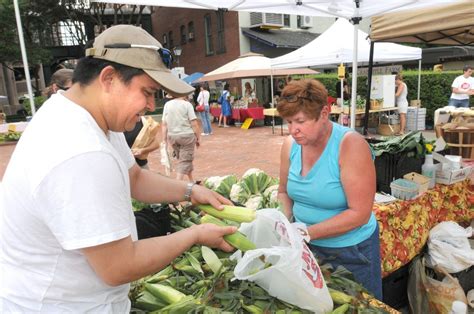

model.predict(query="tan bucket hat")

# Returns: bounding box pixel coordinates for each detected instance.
[85,25,194,96]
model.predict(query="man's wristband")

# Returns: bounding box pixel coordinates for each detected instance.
[184,182,195,201]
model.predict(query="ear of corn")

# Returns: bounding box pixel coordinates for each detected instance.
[197,204,256,223]
[134,290,168,311]
[200,214,256,252]
[184,252,204,275]
[330,303,350,314]
[329,288,354,304]
[240,300,264,314]
[145,283,187,305]
[149,295,198,314]
[201,246,223,274]
[146,265,173,283]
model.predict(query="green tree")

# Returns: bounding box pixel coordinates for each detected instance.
[0,0,51,65]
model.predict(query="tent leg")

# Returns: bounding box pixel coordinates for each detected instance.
[364,41,375,135]
[14,0,35,115]
[350,21,359,129]
[417,59,421,101]
[270,73,275,108]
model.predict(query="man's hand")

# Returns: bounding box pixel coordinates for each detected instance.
[190,184,233,209]
[191,224,237,252]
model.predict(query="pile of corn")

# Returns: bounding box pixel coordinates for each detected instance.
[130,204,399,314]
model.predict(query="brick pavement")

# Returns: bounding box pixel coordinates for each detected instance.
[0,123,286,182]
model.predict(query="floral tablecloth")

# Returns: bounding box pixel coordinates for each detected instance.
[374,180,473,277]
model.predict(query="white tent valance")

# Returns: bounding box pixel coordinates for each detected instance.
[271,18,421,69]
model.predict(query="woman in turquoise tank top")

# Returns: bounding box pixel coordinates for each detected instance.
[276,79,382,300]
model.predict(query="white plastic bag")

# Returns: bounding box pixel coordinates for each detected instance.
[234,208,333,313]
[426,221,474,273]
[160,142,172,176]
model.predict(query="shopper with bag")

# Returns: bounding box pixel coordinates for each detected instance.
[162,95,201,182]
[0,25,236,312]
[196,84,212,135]
[124,116,161,169]
[218,83,232,128]
[277,79,382,300]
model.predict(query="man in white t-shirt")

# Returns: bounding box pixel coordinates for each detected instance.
[0,25,236,312]
[449,65,474,108]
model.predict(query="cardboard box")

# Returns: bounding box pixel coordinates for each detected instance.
[433,152,473,185]
[436,166,473,185]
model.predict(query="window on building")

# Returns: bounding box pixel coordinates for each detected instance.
[216,11,226,54]
[283,14,290,27]
[297,15,302,28]
[162,34,168,48]
[180,25,186,44]
[188,21,195,41]
[204,14,214,55]
[168,31,174,49]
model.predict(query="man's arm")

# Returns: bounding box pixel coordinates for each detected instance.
[82,224,236,286]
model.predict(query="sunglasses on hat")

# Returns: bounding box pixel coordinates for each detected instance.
[103,43,174,69]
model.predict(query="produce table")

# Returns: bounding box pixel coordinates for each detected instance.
[209,107,264,125]
[374,179,473,277]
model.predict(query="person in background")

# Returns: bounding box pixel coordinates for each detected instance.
[162,95,201,182]
[395,74,408,135]
[218,83,231,128]
[244,82,256,101]
[43,68,74,98]
[0,25,235,312]
[124,115,161,169]
[277,79,382,300]
[449,65,474,108]
[335,76,350,106]
[197,84,212,135]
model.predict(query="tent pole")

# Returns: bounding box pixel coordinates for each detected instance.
[417,59,421,101]
[270,72,275,108]
[350,20,359,130]
[14,0,35,115]
[363,41,375,136]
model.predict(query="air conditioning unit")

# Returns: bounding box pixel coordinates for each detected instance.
[188,32,194,40]
[250,12,284,29]
[300,15,312,29]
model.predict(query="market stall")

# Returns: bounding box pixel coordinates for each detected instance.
[199,53,317,115]
[374,180,473,277]
[271,18,422,130]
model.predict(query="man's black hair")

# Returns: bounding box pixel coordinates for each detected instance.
[72,57,145,86]
[463,65,472,72]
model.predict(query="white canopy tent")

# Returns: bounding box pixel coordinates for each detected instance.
[271,18,423,127]
[199,53,318,106]
[271,18,422,69]
[90,0,459,127]
[199,53,317,82]
[17,0,460,118]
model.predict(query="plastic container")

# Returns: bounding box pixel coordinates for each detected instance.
[374,151,423,194]
[448,300,467,314]
[403,172,430,194]
[422,154,437,189]
[390,178,419,200]
[382,261,411,309]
